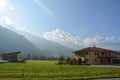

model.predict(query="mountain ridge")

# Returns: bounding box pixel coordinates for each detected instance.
[0,25,73,57]
[18,31,74,57]
[0,26,42,56]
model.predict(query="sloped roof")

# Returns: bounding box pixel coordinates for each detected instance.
[1,52,21,55]
[73,46,117,53]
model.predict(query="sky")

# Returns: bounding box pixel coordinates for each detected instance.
[0,0,120,49]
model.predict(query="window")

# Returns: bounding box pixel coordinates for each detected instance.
[101,60,104,63]
[86,52,88,55]
[95,52,96,55]
[108,53,111,56]
[95,59,96,62]
[101,52,104,55]
[97,52,99,56]
[86,59,88,61]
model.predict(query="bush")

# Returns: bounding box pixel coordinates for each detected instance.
[58,56,77,65]
[58,56,64,65]
[68,58,77,65]
[66,58,70,64]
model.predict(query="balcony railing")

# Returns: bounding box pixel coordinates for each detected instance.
[97,55,116,58]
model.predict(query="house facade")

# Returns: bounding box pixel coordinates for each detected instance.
[0,52,23,62]
[73,46,120,65]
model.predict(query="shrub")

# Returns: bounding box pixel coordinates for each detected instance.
[58,56,64,65]
[68,58,77,65]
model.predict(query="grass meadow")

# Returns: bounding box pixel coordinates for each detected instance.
[0,60,120,80]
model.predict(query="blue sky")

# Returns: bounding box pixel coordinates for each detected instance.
[0,0,120,49]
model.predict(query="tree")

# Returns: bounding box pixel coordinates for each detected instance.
[66,58,70,64]
[72,58,77,65]
[58,56,64,64]
[68,58,77,65]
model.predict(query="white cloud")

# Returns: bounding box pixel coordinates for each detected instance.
[33,0,55,17]
[83,38,94,46]
[16,27,26,31]
[0,16,30,33]
[0,16,13,25]
[16,27,31,33]
[43,28,81,48]
[83,35,115,46]
[0,0,15,12]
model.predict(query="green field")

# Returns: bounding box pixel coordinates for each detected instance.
[0,60,120,80]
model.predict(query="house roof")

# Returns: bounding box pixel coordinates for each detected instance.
[1,52,21,55]
[73,46,117,53]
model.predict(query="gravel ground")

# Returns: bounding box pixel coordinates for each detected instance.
[93,78,120,80]
[91,65,120,67]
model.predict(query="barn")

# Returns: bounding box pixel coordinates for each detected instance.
[0,52,23,62]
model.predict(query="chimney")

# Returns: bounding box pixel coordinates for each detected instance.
[93,45,96,48]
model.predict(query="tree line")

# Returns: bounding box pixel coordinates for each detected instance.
[27,53,58,60]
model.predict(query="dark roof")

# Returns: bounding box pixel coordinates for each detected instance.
[73,47,116,53]
[1,52,21,55]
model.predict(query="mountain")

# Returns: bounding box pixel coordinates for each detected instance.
[18,31,74,57]
[0,26,42,56]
